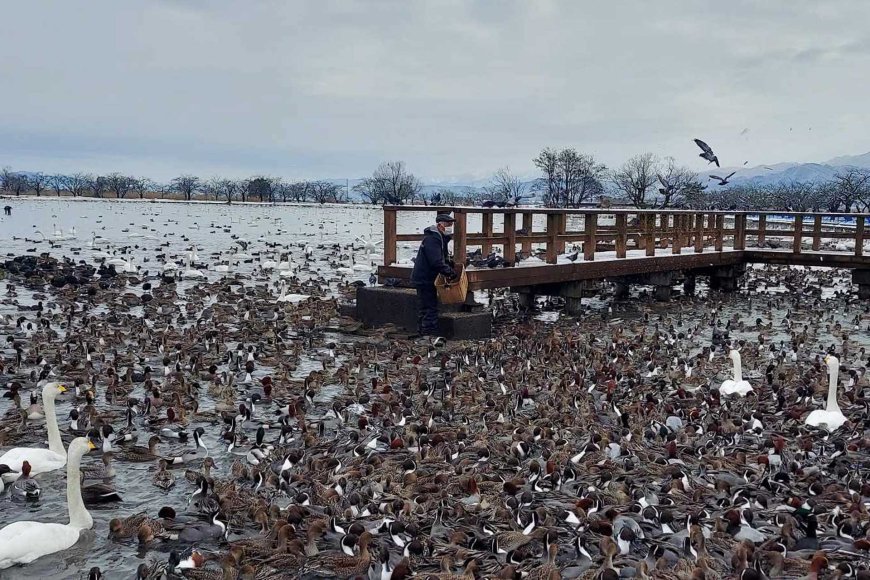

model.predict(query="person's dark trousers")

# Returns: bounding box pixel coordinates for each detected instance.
[415,283,439,335]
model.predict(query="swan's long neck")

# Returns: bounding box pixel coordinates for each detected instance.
[44,393,65,456]
[67,445,92,530]
[827,359,841,414]
[732,352,743,383]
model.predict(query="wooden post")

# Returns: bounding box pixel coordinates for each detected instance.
[521,212,533,255]
[856,215,865,257]
[453,210,467,264]
[714,214,724,251]
[384,208,397,266]
[615,214,627,258]
[556,213,567,254]
[694,212,704,253]
[504,212,516,266]
[584,213,597,261]
[811,215,822,251]
[734,214,746,250]
[645,214,656,256]
[546,213,559,264]
[672,214,682,254]
[481,212,493,256]
[757,214,767,247]
[659,214,669,249]
[793,214,803,254]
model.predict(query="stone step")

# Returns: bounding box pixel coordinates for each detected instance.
[355,286,491,339]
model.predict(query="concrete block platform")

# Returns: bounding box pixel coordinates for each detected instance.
[355,286,491,339]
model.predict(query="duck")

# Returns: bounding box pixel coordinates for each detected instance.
[719,349,753,396]
[0,383,68,478]
[81,481,122,504]
[302,530,374,577]
[9,461,40,500]
[153,459,176,490]
[117,435,162,462]
[0,437,96,569]
[805,355,847,431]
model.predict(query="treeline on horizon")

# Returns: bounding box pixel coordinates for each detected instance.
[3,147,870,212]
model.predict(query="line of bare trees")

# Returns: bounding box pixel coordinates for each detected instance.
[5,158,870,211]
[0,167,349,204]
[693,173,870,212]
[532,147,870,212]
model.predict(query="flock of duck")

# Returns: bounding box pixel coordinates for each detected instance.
[1,203,870,579]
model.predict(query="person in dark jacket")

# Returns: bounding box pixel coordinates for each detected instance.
[410,214,457,337]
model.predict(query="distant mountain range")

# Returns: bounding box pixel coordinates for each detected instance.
[702,151,870,190]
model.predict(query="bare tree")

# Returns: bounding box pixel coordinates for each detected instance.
[0,167,13,192]
[131,177,154,199]
[766,181,826,212]
[64,173,90,197]
[105,173,134,199]
[612,153,659,208]
[354,161,421,205]
[310,180,343,204]
[87,175,108,198]
[153,182,173,199]
[171,175,200,201]
[485,167,527,205]
[655,157,706,209]
[27,172,48,197]
[285,181,312,203]
[832,168,870,212]
[8,174,27,196]
[247,176,276,202]
[533,147,607,208]
[214,178,242,203]
[47,174,67,196]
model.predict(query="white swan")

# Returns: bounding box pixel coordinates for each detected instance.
[260,253,277,271]
[805,355,847,431]
[276,282,309,304]
[0,383,68,479]
[719,350,753,396]
[0,437,96,569]
[182,256,207,280]
[356,235,383,255]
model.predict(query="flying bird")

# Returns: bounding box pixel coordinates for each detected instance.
[693,139,719,167]
[709,171,736,186]
[740,128,750,136]
[657,174,675,195]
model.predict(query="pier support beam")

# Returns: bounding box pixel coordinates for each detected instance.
[516,291,536,310]
[683,276,697,296]
[564,297,584,315]
[853,270,870,299]
[705,264,745,293]
[612,281,630,300]
[654,285,673,301]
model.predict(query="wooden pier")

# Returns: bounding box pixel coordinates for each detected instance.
[359,206,870,337]
[379,206,870,291]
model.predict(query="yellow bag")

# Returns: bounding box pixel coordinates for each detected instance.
[434,264,468,304]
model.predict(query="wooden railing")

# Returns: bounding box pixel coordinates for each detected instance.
[383,207,870,266]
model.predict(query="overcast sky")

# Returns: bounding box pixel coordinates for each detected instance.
[1,1,867,182]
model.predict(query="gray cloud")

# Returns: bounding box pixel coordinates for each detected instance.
[1,0,868,181]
